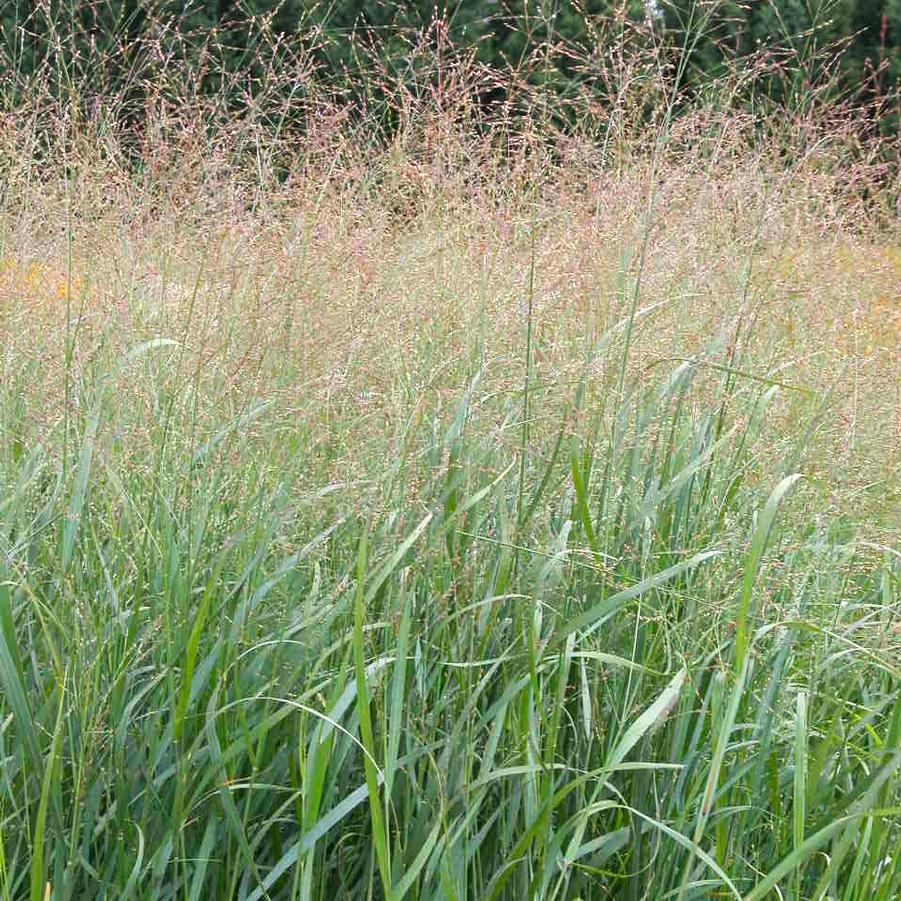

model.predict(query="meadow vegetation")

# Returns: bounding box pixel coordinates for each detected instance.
[0,13,899,899]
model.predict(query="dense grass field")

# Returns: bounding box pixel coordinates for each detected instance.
[0,59,900,898]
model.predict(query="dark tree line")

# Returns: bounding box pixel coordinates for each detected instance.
[2,0,898,116]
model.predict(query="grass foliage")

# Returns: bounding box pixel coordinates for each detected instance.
[0,19,899,899]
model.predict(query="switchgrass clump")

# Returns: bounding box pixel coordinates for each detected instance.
[0,9,899,899]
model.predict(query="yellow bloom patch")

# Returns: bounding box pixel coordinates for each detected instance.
[0,255,84,307]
